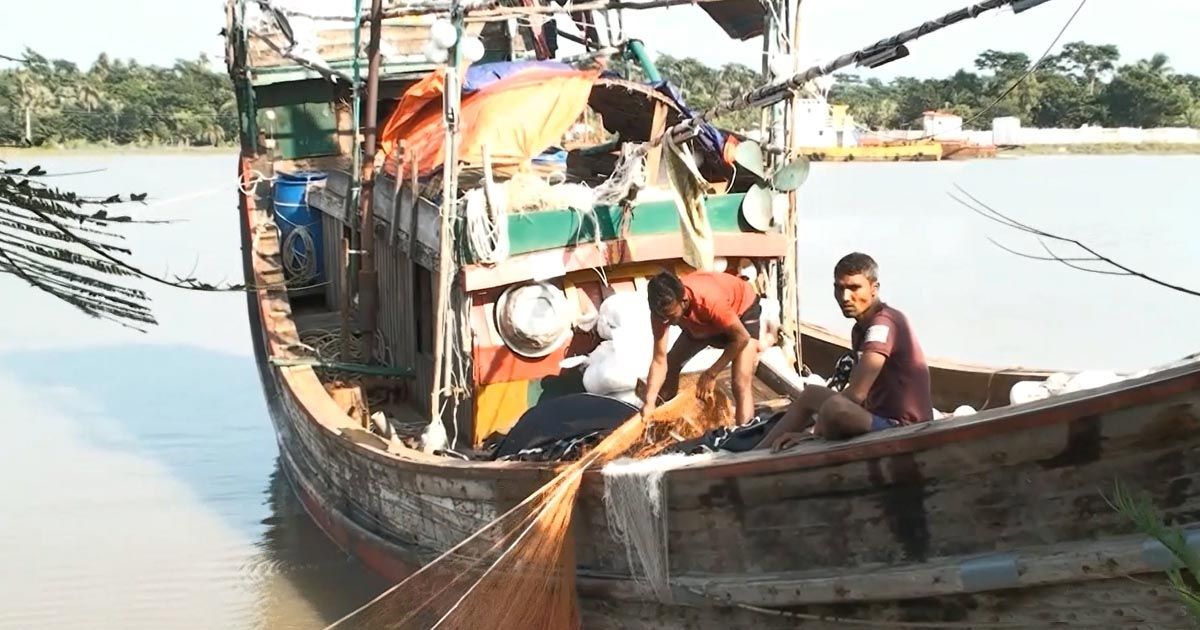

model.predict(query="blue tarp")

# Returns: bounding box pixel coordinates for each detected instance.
[651,80,727,159]
[462,61,573,93]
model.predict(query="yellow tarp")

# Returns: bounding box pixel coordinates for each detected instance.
[380,66,601,177]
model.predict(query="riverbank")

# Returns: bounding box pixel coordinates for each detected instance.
[5,141,1199,160]
[0,145,236,158]
[1000,142,1200,156]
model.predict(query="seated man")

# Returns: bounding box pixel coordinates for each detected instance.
[642,270,761,425]
[757,252,932,451]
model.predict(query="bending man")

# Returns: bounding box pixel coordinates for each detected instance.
[642,270,761,424]
[757,252,932,450]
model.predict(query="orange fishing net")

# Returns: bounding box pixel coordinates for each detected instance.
[328,386,734,629]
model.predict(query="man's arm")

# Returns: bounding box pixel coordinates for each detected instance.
[641,327,671,414]
[841,350,886,406]
[702,318,751,382]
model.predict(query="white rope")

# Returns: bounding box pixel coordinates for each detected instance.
[463,187,509,265]
[602,453,699,604]
[592,142,646,207]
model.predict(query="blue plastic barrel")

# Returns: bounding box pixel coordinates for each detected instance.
[272,170,327,286]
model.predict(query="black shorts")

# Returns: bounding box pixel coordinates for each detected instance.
[686,297,761,348]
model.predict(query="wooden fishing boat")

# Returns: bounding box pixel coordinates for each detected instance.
[225,0,1200,627]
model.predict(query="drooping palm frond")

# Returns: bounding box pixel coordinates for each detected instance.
[1107,479,1200,624]
[0,163,157,331]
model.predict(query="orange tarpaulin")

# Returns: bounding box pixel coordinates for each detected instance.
[380,65,601,177]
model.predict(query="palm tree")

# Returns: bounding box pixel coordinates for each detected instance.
[75,81,104,112]
[1138,53,1173,77]
[10,70,53,144]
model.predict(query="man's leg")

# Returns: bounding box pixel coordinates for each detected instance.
[657,333,706,404]
[813,395,875,439]
[755,385,839,449]
[729,339,760,424]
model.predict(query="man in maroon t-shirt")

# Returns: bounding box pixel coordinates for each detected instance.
[756,252,932,450]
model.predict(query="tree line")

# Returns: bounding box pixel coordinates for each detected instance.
[3,41,1197,148]
[643,42,1200,132]
[0,49,236,148]
[828,42,1200,131]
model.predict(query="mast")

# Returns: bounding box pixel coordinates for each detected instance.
[429,2,466,434]
[339,0,366,360]
[782,0,802,371]
[357,0,385,362]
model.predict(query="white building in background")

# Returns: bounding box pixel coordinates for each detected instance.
[789,98,860,149]
[922,110,964,137]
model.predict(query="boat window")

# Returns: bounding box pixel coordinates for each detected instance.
[414,265,434,354]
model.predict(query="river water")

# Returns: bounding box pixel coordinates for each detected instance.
[0,153,1196,629]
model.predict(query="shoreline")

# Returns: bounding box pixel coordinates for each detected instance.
[0,145,237,158]
[999,142,1200,156]
[3,142,1199,159]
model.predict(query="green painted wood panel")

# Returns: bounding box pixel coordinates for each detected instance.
[256,101,338,159]
[501,193,748,258]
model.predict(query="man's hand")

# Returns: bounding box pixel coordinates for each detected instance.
[641,402,657,419]
[695,369,717,400]
[770,431,815,453]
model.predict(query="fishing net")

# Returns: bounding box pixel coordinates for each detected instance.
[328,385,734,630]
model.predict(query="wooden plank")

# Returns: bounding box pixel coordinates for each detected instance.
[247,21,488,69]
[644,101,669,187]
[462,233,789,291]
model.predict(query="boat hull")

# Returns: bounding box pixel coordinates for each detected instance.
[238,156,1200,628]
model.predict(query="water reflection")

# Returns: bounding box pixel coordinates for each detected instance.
[254,460,390,629]
[0,344,386,630]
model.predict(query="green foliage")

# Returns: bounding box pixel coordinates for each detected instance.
[823,42,1200,130]
[629,54,763,131]
[4,42,1197,148]
[1108,480,1200,624]
[1,48,236,147]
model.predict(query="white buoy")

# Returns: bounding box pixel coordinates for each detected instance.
[430,19,458,49]
[422,40,448,64]
[461,35,485,63]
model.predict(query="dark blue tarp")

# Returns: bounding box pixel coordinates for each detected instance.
[651,80,727,159]
[462,61,573,93]
[490,393,637,460]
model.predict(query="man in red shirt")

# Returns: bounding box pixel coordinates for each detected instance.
[757,252,932,450]
[642,270,761,424]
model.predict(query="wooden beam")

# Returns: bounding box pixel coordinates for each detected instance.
[644,101,669,187]
[460,232,790,291]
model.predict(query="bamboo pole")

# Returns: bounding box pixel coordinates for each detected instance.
[694,0,1019,122]
[782,0,802,370]
[339,0,366,362]
[357,0,384,363]
[429,3,465,430]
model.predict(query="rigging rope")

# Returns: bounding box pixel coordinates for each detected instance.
[274,212,320,283]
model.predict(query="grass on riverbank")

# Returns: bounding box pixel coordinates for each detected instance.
[1002,142,1200,156]
[0,143,236,158]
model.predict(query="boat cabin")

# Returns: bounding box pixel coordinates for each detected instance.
[229,0,799,453]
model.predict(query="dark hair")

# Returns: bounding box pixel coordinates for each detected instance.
[647,272,685,317]
[834,252,878,282]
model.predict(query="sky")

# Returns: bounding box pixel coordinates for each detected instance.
[1,0,1198,80]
